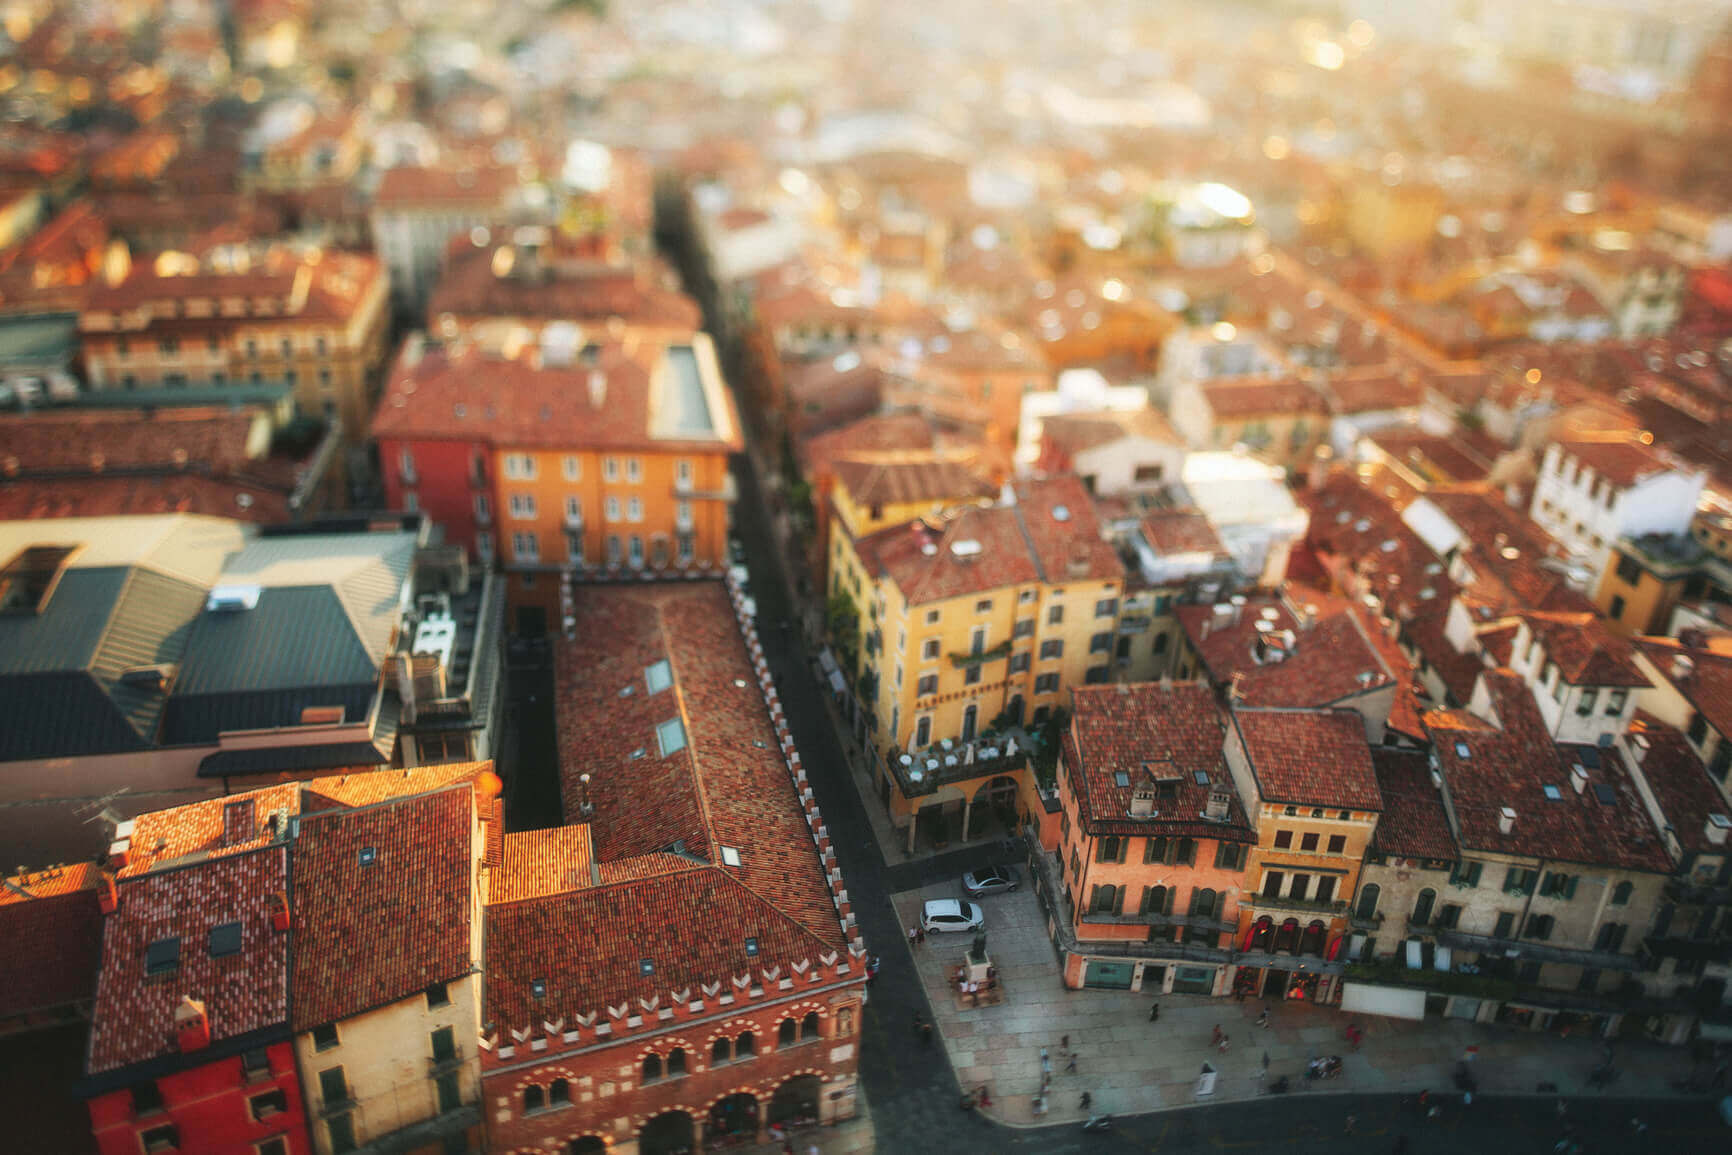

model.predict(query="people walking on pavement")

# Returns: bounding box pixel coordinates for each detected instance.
[1079,1092,1091,1111]
[1211,1024,1223,1047]
[1040,1046,1050,1073]
[1065,1051,1079,1074]
[1148,1002,1161,1023]
[1218,1033,1231,1055]
[1255,1008,1270,1029]
[1345,1114,1358,1135]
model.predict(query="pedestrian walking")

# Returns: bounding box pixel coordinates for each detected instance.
[920,1020,933,1047]
[908,927,919,948]
[1218,1034,1231,1055]
[1039,1046,1050,1073]
[1065,1052,1078,1074]
[1262,1051,1270,1072]
[1345,1113,1358,1135]
[1255,1008,1270,1029]
[1079,1092,1091,1111]
[1148,1002,1161,1023]
[1211,1024,1223,1047]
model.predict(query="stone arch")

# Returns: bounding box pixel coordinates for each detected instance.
[638,1110,696,1155]
[703,1090,759,1140]
[766,1071,824,1125]
[800,1010,821,1040]
[567,1135,608,1155]
[776,1016,798,1048]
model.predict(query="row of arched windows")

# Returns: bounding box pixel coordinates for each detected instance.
[523,1078,572,1114]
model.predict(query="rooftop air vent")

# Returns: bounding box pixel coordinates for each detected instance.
[950,539,983,559]
[206,585,262,612]
[1497,806,1516,835]
[1052,505,1071,522]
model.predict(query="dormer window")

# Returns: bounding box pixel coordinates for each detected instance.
[531,979,547,1000]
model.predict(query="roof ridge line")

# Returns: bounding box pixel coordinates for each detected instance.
[716,865,853,954]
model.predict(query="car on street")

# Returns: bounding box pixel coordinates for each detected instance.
[961,865,1020,897]
[921,898,984,933]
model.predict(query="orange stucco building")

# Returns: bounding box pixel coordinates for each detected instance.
[1037,682,1257,994]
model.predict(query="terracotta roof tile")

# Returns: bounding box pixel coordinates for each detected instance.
[1369,748,1457,860]
[1552,434,1689,489]
[0,863,104,1018]
[1040,409,1181,456]
[88,846,289,1073]
[1627,711,1732,855]
[1423,671,1670,871]
[1012,475,1123,585]
[290,786,476,1030]
[428,242,700,333]
[854,505,1041,605]
[1365,430,1494,482]
[1325,371,1425,415]
[300,762,496,811]
[493,826,597,903]
[1635,637,1732,740]
[371,338,742,453]
[1177,590,1398,710]
[83,248,382,329]
[117,785,302,879]
[1518,611,1650,687]
[1232,707,1383,811]
[832,458,994,510]
[372,165,520,209]
[1199,378,1329,420]
[0,475,291,522]
[797,413,938,474]
[1064,682,1254,841]
[1139,509,1229,560]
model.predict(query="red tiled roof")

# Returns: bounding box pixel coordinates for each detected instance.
[371,338,742,453]
[1553,434,1686,489]
[1518,611,1650,687]
[1232,707,1382,811]
[1627,711,1732,855]
[1369,748,1456,860]
[1325,372,1425,415]
[0,863,104,1018]
[1423,671,1670,871]
[372,165,520,210]
[1012,475,1122,585]
[1140,509,1229,559]
[1064,682,1253,840]
[832,458,994,510]
[83,248,381,327]
[1635,637,1732,740]
[1200,378,1329,420]
[300,762,496,812]
[117,785,302,879]
[797,413,938,475]
[428,242,700,333]
[1040,409,1180,456]
[493,826,597,903]
[0,474,291,522]
[1365,430,1494,482]
[855,506,1040,605]
[88,846,290,1073]
[0,408,259,473]
[1178,590,1398,710]
[291,786,476,1030]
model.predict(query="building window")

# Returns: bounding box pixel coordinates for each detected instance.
[130,1080,165,1115]
[604,457,620,482]
[777,1018,798,1049]
[1214,842,1244,870]
[1299,832,1319,852]
[627,496,643,522]
[921,639,941,661]
[140,1125,180,1154]
[1089,632,1112,654]
[916,674,938,697]
[1615,554,1642,585]
[1013,619,1035,639]
[1595,922,1627,952]
[605,496,621,521]
[1605,689,1627,715]
[430,1025,456,1064]
[1039,639,1063,660]
[312,1023,339,1051]
[1097,835,1123,863]
[626,458,642,483]
[248,1088,288,1121]
[319,1067,349,1109]
[677,532,695,564]
[474,494,491,522]
[1689,712,1709,745]
[512,532,539,562]
[508,493,537,519]
[1090,883,1119,913]
[1094,597,1118,618]
[1273,830,1293,849]
[1034,673,1060,694]
[976,598,993,613]
[1576,688,1598,716]
[1608,595,1625,621]
[629,536,644,567]
[1047,605,1064,625]
[735,1030,756,1058]
[675,459,693,489]
[925,609,941,625]
[675,499,692,528]
[1009,652,1031,674]
[256,1138,289,1155]
[1541,872,1578,899]
[964,665,982,686]
[914,716,932,747]
[1525,913,1554,941]
[667,1047,687,1076]
[563,455,580,481]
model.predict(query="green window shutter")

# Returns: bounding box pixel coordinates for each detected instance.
[1564,875,1578,900]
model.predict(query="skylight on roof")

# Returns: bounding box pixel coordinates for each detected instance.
[629,748,645,760]
[639,958,655,976]
[531,979,546,999]
[208,921,243,958]
[1454,741,1471,759]
[1113,770,1130,787]
[645,660,673,695]
[144,937,180,975]
[745,937,760,957]
[1194,769,1211,785]
[1542,784,1562,801]
[656,718,688,758]
[721,846,742,867]
[359,846,377,866]
[618,684,636,698]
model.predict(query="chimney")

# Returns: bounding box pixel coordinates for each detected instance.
[1570,764,1588,794]
[588,370,606,408]
[107,837,131,871]
[97,872,118,915]
[174,996,211,1053]
[270,890,291,933]
[1498,806,1516,835]
[1707,814,1731,847]
[1205,787,1232,821]
[1230,594,1246,625]
[1672,653,1697,681]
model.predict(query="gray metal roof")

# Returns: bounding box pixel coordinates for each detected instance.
[163,683,378,747]
[0,567,126,674]
[175,587,378,695]
[0,671,151,760]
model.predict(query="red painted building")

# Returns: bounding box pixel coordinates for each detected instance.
[82,794,310,1155]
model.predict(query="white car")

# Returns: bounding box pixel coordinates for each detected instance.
[921,898,984,934]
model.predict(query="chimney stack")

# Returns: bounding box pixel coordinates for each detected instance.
[174,996,210,1053]
[1498,806,1517,835]
[1570,764,1588,794]
[1672,653,1697,682]
[97,872,118,915]
[1707,814,1731,847]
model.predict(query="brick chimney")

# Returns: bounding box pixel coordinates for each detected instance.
[270,890,290,933]
[1707,814,1731,847]
[174,996,210,1053]
[97,872,118,915]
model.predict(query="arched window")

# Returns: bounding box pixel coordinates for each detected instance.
[667,1047,687,1076]
[712,1037,731,1064]
[549,1078,570,1106]
[642,1053,663,1082]
[1099,835,1121,863]
[736,1030,756,1058]
[1176,837,1196,865]
[523,1085,545,1112]
[777,1018,797,1049]
[1411,888,1436,928]
[1091,883,1117,913]
[1300,920,1326,956]
[1274,918,1300,953]
[1190,888,1218,919]
[801,1011,821,1041]
[1354,883,1380,921]
[1145,885,1168,915]
[1611,881,1633,906]
[1251,915,1274,951]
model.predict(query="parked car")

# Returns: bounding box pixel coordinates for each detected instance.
[921,898,984,934]
[962,865,1020,897]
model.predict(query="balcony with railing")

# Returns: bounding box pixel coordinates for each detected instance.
[885,736,1029,799]
[1243,892,1348,918]
[1078,909,1237,936]
[948,640,1012,668]
[1348,910,1385,932]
